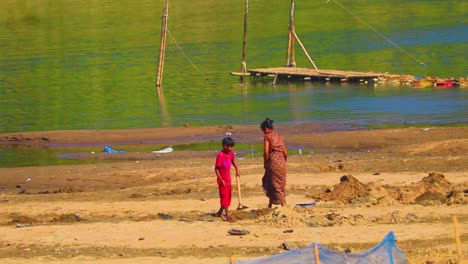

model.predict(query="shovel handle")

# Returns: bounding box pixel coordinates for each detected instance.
[236,175,242,204]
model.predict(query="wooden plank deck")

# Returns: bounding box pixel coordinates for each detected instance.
[234,67,387,83]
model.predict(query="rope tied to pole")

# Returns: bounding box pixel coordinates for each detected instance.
[167,29,206,78]
[326,0,426,66]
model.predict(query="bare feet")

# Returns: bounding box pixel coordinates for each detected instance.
[221,215,236,223]
[215,208,223,217]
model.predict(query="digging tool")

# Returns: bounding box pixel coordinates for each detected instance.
[235,175,249,210]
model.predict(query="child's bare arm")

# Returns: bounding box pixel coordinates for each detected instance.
[232,158,240,177]
[234,164,240,177]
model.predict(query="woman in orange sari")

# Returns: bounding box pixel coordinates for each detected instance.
[260,118,288,208]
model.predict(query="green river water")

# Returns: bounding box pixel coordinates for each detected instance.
[0,0,466,166]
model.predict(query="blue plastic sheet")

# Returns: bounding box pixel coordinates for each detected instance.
[238,232,407,264]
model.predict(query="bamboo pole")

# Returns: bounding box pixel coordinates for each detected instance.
[240,0,248,79]
[286,0,296,67]
[286,31,293,66]
[273,73,278,85]
[453,216,463,264]
[156,0,169,87]
[156,86,170,127]
[292,30,318,69]
[314,244,321,264]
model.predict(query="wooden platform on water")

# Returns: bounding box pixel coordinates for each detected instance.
[231,67,387,83]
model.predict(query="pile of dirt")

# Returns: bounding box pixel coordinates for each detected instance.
[9,213,82,225]
[374,211,420,224]
[366,182,400,206]
[312,175,369,203]
[310,173,466,206]
[255,207,377,228]
[447,188,467,205]
[391,172,456,204]
[10,215,37,225]
[256,207,325,228]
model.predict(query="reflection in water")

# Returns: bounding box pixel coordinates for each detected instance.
[156,86,170,127]
[287,83,303,123]
[232,82,250,117]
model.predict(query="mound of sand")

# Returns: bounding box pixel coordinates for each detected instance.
[312,175,369,203]
[310,172,466,206]
[255,206,373,228]
[394,172,455,204]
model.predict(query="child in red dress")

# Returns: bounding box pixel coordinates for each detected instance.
[214,137,240,222]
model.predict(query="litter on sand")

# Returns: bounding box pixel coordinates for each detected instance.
[295,201,316,208]
[104,146,125,153]
[228,229,250,236]
[152,147,173,154]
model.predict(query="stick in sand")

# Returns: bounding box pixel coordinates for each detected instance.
[236,175,248,210]
[452,216,463,263]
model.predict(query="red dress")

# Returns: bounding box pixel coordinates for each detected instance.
[262,131,287,205]
[215,150,234,208]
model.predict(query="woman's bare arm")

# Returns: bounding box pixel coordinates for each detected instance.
[263,137,270,168]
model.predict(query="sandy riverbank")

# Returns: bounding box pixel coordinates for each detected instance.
[0,125,467,263]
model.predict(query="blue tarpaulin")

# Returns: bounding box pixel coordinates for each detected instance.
[238,232,407,264]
